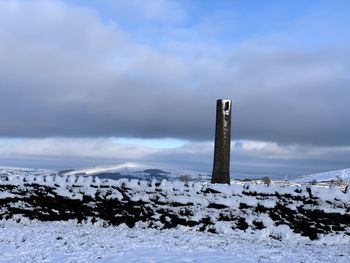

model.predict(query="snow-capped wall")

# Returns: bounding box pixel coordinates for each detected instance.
[0,174,349,240]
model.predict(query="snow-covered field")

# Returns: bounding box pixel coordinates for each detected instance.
[0,218,349,263]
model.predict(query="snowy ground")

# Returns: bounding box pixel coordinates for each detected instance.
[0,219,349,263]
[1,166,349,262]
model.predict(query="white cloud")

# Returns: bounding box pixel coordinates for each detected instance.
[234,140,350,161]
[1,138,350,178]
[103,0,186,23]
[0,138,157,160]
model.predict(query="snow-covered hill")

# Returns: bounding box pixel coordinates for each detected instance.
[61,162,210,182]
[0,167,55,177]
[0,163,210,182]
[2,164,350,184]
[63,162,150,176]
[293,168,350,183]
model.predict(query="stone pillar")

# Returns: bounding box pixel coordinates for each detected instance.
[211,99,231,184]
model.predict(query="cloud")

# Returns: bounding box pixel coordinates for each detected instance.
[0,0,349,149]
[102,0,186,24]
[1,138,349,178]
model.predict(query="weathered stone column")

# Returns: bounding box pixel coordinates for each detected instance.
[211,99,231,184]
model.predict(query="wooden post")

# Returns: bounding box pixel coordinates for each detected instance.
[211,99,231,184]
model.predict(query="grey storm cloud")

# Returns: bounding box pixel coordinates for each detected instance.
[0,1,350,147]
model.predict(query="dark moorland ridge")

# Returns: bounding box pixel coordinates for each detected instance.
[0,174,349,240]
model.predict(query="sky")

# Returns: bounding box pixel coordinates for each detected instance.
[0,0,350,179]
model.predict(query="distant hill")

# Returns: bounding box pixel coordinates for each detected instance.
[0,167,54,177]
[2,164,350,184]
[0,163,210,182]
[293,168,350,183]
[60,162,211,182]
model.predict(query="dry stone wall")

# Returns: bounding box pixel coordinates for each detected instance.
[0,174,349,240]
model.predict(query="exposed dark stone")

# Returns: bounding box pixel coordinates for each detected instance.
[253,220,265,229]
[236,218,249,230]
[203,187,222,194]
[208,203,229,209]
